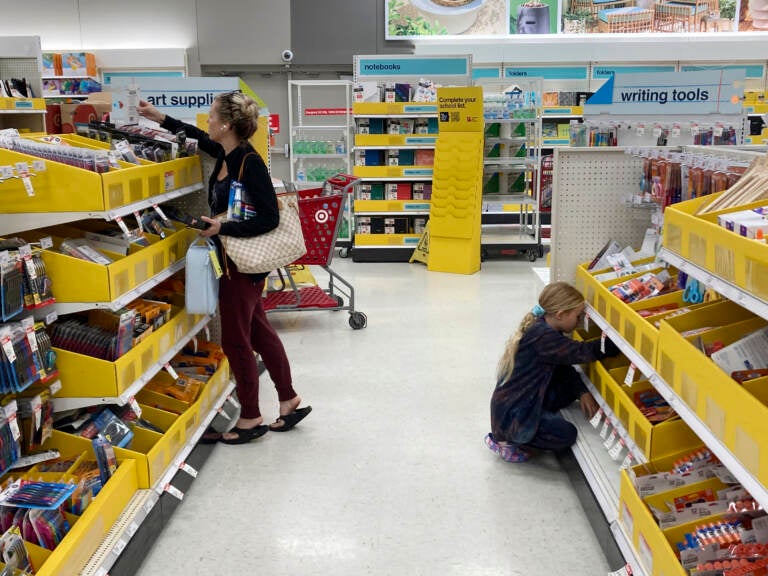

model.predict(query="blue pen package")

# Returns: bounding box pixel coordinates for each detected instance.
[91,408,133,448]
[92,435,117,486]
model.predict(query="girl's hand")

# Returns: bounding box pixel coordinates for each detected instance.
[137,100,166,124]
[199,216,221,238]
[579,392,599,420]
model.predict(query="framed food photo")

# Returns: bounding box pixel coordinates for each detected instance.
[385,0,509,37]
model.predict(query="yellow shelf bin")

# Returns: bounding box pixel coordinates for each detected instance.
[354,134,437,147]
[0,97,46,110]
[54,308,203,398]
[664,192,768,301]
[17,225,197,303]
[352,102,438,116]
[0,147,202,214]
[354,233,421,246]
[658,304,768,485]
[353,165,434,179]
[604,365,700,460]
[354,199,431,213]
[35,431,139,576]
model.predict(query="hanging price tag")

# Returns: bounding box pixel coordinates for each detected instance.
[31,395,42,431]
[603,429,618,450]
[40,236,53,250]
[624,364,637,386]
[115,216,131,238]
[621,453,635,470]
[25,325,39,353]
[6,407,20,442]
[164,171,175,192]
[589,408,604,429]
[609,438,626,460]
[216,406,232,421]
[636,124,645,136]
[31,160,46,172]
[164,363,179,380]
[653,126,662,138]
[0,166,13,179]
[23,255,36,280]
[713,125,724,137]
[601,332,607,354]
[583,311,590,332]
[45,311,58,325]
[1,335,16,363]
[152,204,170,224]
[164,484,184,500]
[128,521,140,537]
[599,419,611,440]
[179,462,198,478]
[133,211,143,232]
[204,326,211,341]
[671,125,681,138]
[16,162,33,196]
[49,380,62,395]
[128,396,142,418]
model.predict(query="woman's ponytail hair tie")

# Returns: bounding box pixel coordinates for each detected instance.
[532,304,546,318]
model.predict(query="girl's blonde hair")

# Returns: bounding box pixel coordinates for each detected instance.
[215,91,260,142]
[496,281,585,383]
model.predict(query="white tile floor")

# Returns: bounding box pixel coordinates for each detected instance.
[135,258,610,576]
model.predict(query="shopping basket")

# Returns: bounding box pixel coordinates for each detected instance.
[263,175,366,329]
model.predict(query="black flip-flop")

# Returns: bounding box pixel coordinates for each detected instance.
[269,406,312,432]
[220,424,269,445]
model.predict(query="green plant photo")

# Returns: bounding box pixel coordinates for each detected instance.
[388,0,449,36]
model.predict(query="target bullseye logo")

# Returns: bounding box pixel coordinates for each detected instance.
[315,209,330,224]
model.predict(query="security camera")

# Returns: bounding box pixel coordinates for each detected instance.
[281,50,294,63]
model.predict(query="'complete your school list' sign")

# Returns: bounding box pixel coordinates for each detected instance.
[585,69,746,116]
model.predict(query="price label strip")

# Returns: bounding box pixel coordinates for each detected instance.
[624,364,637,386]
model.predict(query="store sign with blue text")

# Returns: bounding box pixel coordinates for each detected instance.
[108,77,267,123]
[584,69,746,115]
[356,56,471,79]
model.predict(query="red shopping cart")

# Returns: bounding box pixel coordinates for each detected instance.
[263,174,366,329]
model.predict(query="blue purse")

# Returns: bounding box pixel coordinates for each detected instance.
[185,238,221,315]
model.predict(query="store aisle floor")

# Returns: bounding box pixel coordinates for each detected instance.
[136,259,611,576]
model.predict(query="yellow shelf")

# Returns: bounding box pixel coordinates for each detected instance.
[0,147,202,214]
[354,199,431,213]
[664,192,768,302]
[657,301,768,487]
[17,224,197,304]
[54,307,206,399]
[744,103,768,114]
[30,436,139,576]
[353,102,438,116]
[0,97,46,110]
[353,165,433,179]
[354,233,421,247]
[354,134,437,147]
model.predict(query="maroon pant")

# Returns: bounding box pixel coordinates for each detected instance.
[219,267,296,419]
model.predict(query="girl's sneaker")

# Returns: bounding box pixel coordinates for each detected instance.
[484,433,530,463]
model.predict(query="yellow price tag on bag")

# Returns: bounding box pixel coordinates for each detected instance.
[209,249,223,279]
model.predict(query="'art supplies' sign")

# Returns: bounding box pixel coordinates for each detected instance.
[585,69,746,116]
[108,77,267,123]
[437,87,484,132]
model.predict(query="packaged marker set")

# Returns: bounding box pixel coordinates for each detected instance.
[0,241,55,317]
[0,134,110,174]
[0,322,56,393]
[85,121,198,162]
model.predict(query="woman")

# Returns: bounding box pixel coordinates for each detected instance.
[137,92,311,444]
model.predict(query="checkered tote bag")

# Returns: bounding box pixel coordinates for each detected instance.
[219,155,307,274]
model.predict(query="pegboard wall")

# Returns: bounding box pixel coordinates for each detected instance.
[551,148,648,284]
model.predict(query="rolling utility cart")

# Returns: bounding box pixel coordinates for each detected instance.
[264,175,367,330]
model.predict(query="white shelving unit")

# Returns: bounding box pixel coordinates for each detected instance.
[288,80,353,250]
[0,36,45,132]
[476,78,543,262]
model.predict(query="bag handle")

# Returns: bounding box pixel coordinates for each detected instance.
[238,152,258,181]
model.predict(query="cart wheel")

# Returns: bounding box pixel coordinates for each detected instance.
[538,245,545,258]
[349,312,367,330]
[332,295,344,309]
[527,249,537,262]
[338,247,350,258]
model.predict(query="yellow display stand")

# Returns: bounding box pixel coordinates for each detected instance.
[427,87,484,275]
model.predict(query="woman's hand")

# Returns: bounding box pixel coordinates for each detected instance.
[137,100,166,124]
[579,391,599,420]
[199,216,221,238]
